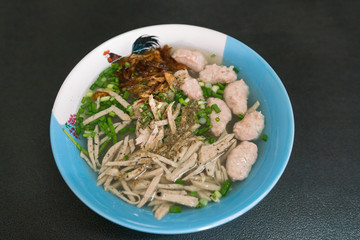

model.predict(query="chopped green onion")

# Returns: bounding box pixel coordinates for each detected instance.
[219,180,232,197]
[211,104,221,113]
[158,93,167,99]
[147,111,154,119]
[91,103,97,112]
[99,137,111,153]
[194,115,199,124]
[217,82,225,89]
[201,87,208,98]
[75,117,83,126]
[141,116,150,125]
[100,96,110,102]
[197,100,206,105]
[211,191,222,202]
[238,114,244,119]
[233,67,239,73]
[210,53,216,58]
[179,98,187,106]
[175,180,185,185]
[126,105,133,111]
[89,84,96,90]
[107,117,117,144]
[206,118,211,126]
[205,87,212,96]
[199,117,207,125]
[128,127,135,133]
[190,191,197,197]
[212,92,223,99]
[81,102,90,109]
[124,155,129,160]
[170,85,176,92]
[99,122,111,137]
[200,198,208,206]
[142,104,149,111]
[123,91,130,100]
[205,83,212,88]
[193,128,199,135]
[215,117,220,122]
[169,206,182,213]
[197,127,209,135]
[108,111,115,117]
[196,198,208,209]
[211,85,219,93]
[118,127,127,134]
[87,125,95,131]
[198,82,205,87]
[262,134,268,141]
[217,89,224,94]
[75,126,81,135]
[205,106,212,115]
[95,81,103,87]
[197,110,207,118]
[124,62,130,67]
[174,90,186,101]
[157,110,162,120]
[208,137,215,144]
[99,116,106,122]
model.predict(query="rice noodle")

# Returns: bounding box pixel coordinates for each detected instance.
[96,88,130,108]
[115,135,129,160]
[137,172,163,208]
[87,136,96,169]
[102,140,123,166]
[138,168,163,179]
[148,95,159,120]
[93,126,100,167]
[190,180,221,191]
[80,152,95,170]
[165,102,176,134]
[154,193,199,207]
[108,186,140,205]
[154,203,172,220]
[104,176,113,191]
[166,153,197,182]
[247,100,260,113]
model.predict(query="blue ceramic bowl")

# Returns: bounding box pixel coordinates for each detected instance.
[50,24,294,234]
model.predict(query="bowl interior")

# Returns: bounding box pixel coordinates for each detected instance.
[50,24,294,234]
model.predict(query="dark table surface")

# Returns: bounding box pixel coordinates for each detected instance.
[1,0,359,239]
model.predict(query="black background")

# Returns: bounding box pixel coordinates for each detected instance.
[1,0,359,239]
